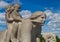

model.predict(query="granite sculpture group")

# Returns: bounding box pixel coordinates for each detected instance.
[0,4,56,42]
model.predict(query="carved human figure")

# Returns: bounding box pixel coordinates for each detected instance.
[10,4,22,42]
[5,4,22,42]
[30,11,46,42]
[0,5,13,42]
[5,5,14,42]
[21,11,46,42]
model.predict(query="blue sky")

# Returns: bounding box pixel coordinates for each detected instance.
[0,0,60,38]
[20,0,60,12]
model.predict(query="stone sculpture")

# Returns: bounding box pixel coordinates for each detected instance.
[42,32,56,42]
[20,11,46,42]
[0,5,13,42]
[10,4,22,42]
[30,11,46,42]
[5,5,14,42]
[0,30,7,42]
[5,4,22,42]
[0,4,46,42]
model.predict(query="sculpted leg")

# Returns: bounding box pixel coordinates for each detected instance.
[11,22,19,42]
[17,22,22,42]
[5,23,13,42]
[21,19,32,42]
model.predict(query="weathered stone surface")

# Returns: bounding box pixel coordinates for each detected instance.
[0,30,7,42]
[0,4,47,42]
[30,11,46,42]
[42,32,56,42]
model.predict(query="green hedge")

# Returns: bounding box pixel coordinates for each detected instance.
[56,36,60,42]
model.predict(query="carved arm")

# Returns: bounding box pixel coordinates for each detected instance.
[5,14,13,22]
[12,11,22,22]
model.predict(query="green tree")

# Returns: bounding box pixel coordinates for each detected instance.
[56,36,60,42]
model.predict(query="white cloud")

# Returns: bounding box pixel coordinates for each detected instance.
[52,13,60,22]
[0,1,9,8]
[0,12,5,19]
[44,10,53,17]
[43,9,60,37]
[47,14,60,28]
[0,12,6,25]
[20,10,32,18]
[44,10,60,29]
[44,10,53,19]
[0,21,6,25]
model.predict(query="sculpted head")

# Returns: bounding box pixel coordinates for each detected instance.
[30,11,46,25]
[14,4,20,11]
[6,5,12,12]
[6,5,11,9]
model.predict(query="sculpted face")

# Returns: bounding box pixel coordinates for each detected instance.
[6,5,11,9]
[37,14,46,25]
[30,11,46,25]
